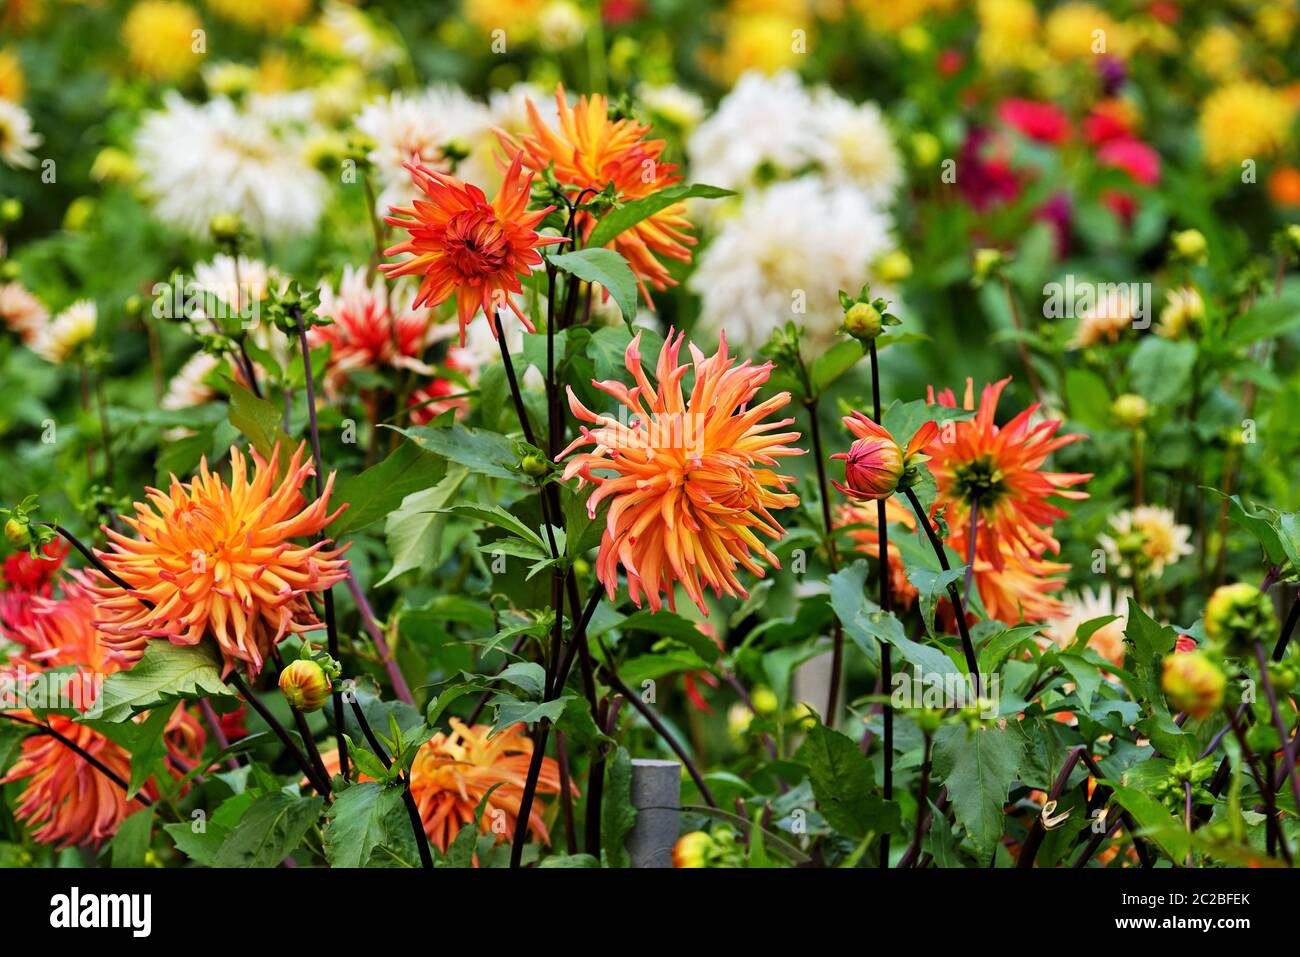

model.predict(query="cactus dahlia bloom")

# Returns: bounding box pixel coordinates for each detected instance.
[499,84,696,301]
[408,720,570,853]
[925,377,1090,569]
[310,266,435,392]
[946,533,1071,626]
[381,152,564,347]
[559,330,803,614]
[2,576,207,848]
[92,442,349,678]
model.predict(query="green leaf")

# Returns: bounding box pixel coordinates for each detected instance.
[808,340,864,396]
[1063,368,1112,429]
[831,563,961,678]
[110,807,155,868]
[163,820,228,866]
[616,610,721,663]
[327,441,444,538]
[212,792,324,868]
[796,722,900,839]
[323,781,408,868]
[1127,338,1197,407]
[124,706,175,798]
[1105,781,1190,861]
[498,662,547,699]
[226,378,290,461]
[95,641,233,723]
[491,694,570,729]
[378,466,468,586]
[601,747,636,868]
[547,248,637,322]
[584,183,732,249]
[932,723,1023,855]
[907,565,967,638]
[388,424,520,481]
[439,503,548,553]
[539,853,600,867]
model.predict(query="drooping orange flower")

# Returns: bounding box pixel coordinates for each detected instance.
[925,377,1090,568]
[499,84,696,302]
[943,529,1071,626]
[837,497,919,608]
[2,573,207,849]
[381,152,564,347]
[3,706,207,849]
[408,719,571,854]
[559,330,803,614]
[0,539,68,634]
[3,715,142,848]
[92,442,349,678]
[4,571,140,707]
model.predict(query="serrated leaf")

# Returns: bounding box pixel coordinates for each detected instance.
[226,378,290,463]
[327,440,444,538]
[584,183,732,249]
[932,723,1023,855]
[601,747,636,868]
[95,641,234,723]
[796,722,900,839]
[547,248,637,321]
[212,792,324,868]
[323,781,407,868]
[388,424,519,480]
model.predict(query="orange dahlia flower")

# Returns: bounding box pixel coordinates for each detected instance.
[499,84,696,301]
[837,498,919,608]
[381,153,564,347]
[925,377,1090,568]
[943,530,1071,626]
[2,571,207,848]
[92,442,349,678]
[409,719,570,853]
[559,330,803,614]
[3,706,207,848]
[4,570,140,707]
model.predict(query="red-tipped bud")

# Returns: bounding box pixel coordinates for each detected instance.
[279,658,332,713]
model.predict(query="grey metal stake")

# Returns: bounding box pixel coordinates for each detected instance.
[627,758,681,868]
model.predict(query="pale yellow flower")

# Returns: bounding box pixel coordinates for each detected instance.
[30,300,96,364]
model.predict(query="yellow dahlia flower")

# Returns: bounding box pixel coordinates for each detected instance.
[1043,2,1131,61]
[559,330,803,614]
[462,0,546,38]
[0,49,24,101]
[123,1,206,83]
[205,0,311,32]
[93,442,349,678]
[1199,81,1293,171]
[976,0,1044,72]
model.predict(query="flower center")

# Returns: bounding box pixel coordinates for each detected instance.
[445,211,508,278]
[951,455,1006,507]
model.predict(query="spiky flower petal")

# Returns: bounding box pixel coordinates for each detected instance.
[92,442,348,678]
[559,330,803,614]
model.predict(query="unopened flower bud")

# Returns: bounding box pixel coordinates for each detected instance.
[1162,650,1225,719]
[835,434,904,499]
[972,248,1006,287]
[4,517,31,547]
[1111,393,1148,429]
[1204,582,1276,653]
[1171,228,1208,264]
[279,658,331,713]
[875,250,913,284]
[844,301,883,340]
[672,831,713,868]
[751,686,778,716]
[209,213,244,247]
[520,453,549,478]
[0,197,22,226]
